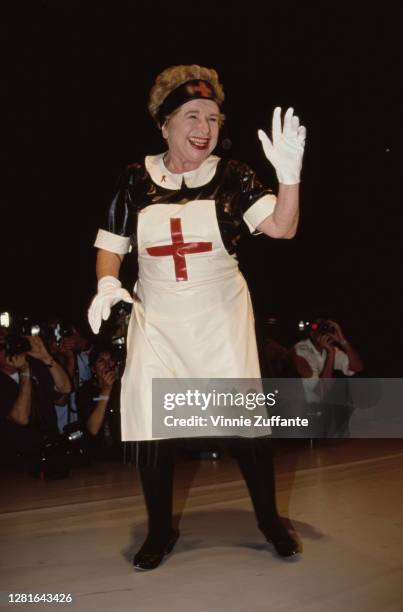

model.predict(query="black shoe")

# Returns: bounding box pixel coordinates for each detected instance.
[133,528,179,571]
[260,520,299,557]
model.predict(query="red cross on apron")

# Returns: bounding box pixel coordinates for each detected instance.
[146,218,212,281]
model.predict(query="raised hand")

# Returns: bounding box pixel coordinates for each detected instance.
[327,319,346,344]
[258,107,306,185]
[317,333,336,353]
[26,335,52,363]
[7,353,29,372]
[100,369,117,394]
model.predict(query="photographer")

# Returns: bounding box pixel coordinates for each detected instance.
[46,319,93,433]
[76,345,121,460]
[0,330,71,462]
[56,323,92,387]
[292,319,363,436]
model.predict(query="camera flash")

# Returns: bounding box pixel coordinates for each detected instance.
[0,312,10,328]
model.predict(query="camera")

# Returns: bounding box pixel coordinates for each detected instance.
[298,319,335,335]
[53,322,75,347]
[111,336,126,379]
[316,320,335,334]
[20,316,41,337]
[3,334,32,357]
[0,313,42,357]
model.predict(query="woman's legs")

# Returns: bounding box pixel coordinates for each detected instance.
[133,440,179,570]
[132,436,297,568]
[139,460,175,537]
[229,437,278,526]
[229,437,299,556]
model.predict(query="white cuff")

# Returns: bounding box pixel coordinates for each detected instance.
[243,194,277,234]
[94,229,131,255]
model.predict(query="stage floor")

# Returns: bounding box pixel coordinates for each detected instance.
[1,439,403,611]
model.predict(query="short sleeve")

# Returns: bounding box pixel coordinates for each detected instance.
[94,230,131,255]
[294,341,322,403]
[94,167,137,255]
[334,349,355,376]
[294,341,322,378]
[236,164,277,234]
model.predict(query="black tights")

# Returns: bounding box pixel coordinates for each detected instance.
[138,437,280,536]
[139,460,175,536]
[228,437,280,529]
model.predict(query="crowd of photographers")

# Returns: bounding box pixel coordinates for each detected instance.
[0,305,129,478]
[0,306,363,479]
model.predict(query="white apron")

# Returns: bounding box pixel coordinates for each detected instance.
[120,199,261,441]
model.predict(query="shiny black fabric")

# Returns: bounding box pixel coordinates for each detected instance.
[101,158,274,255]
[123,439,179,468]
[106,159,274,467]
[123,436,274,469]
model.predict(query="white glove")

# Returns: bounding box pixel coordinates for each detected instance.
[258,107,306,185]
[88,276,134,335]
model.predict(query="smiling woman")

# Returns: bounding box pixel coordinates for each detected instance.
[88,64,306,570]
[150,66,225,172]
[161,99,221,172]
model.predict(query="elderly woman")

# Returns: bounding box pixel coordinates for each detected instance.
[88,65,306,571]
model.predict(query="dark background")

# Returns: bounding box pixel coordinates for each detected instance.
[2,1,401,374]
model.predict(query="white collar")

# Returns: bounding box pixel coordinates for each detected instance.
[145,153,220,190]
